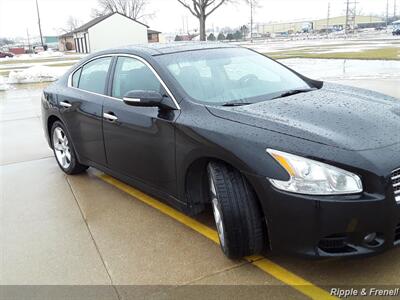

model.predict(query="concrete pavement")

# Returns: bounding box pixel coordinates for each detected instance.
[0,85,303,299]
[1,79,399,300]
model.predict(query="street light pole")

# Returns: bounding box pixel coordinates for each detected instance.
[345,0,350,34]
[250,0,253,43]
[326,2,330,37]
[386,0,389,28]
[26,28,31,53]
[35,0,44,47]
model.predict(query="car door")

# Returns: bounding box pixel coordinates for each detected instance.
[102,55,179,196]
[60,56,113,166]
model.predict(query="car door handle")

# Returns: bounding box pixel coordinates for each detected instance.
[103,112,118,122]
[60,101,72,108]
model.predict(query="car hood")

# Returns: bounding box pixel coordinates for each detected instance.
[207,83,400,151]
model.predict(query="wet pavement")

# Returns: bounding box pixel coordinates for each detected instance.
[0,84,301,299]
[0,70,399,299]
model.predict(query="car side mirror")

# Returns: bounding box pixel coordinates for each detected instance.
[123,90,175,110]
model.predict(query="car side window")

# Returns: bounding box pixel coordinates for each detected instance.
[112,57,161,99]
[72,68,82,87]
[78,57,112,94]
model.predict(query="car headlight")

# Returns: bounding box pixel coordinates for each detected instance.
[266,149,363,195]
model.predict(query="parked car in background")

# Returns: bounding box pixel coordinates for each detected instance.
[0,51,14,58]
[41,43,400,259]
[375,26,386,31]
[33,45,47,54]
[392,21,400,35]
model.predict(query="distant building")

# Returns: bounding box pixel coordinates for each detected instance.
[8,47,25,55]
[312,15,385,30]
[43,36,59,49]
[174,34,199,41]
[59,12,161,53]
[257,21,306,34]
[257,15,385,34]
[59,32,75,52]
[147,29,161,43]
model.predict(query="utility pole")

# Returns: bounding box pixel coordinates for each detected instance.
[26,28,31,53]
[394,0,397,18]
[386,0,389,27]
[326,2,330,37]
[250,0,253,43]
[353,0,357,30]
[35,0,44,47]
[345,0,350,34]
[344,0,358,35]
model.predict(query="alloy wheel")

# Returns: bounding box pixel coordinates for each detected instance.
[53,127,71,169]
[209,175,226,248]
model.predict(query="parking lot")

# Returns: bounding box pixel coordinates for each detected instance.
[1,71,400,299]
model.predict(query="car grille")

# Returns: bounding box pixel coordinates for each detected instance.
[318,234,355,253]
[392,168,400,203]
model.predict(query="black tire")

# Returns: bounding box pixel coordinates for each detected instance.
[51,121,88,175]
[207,161,267,259]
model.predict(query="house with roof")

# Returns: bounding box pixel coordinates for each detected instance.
[59,12,161,53]
[59,32,75,52]
[147,29,162,43]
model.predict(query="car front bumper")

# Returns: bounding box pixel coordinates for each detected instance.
[246,172,400,258]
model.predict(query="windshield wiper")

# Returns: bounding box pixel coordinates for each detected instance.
[272,88,316,99]
[221,88,316,106]
[221,101,253,107]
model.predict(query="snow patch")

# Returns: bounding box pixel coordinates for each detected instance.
[35,49,64,58]
[0,76,10,91]
[8,65,67,84]
[280,58,400,80]
[0,50,65,62]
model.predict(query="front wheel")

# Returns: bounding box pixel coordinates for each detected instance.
[51,121,88,175]
[207,162,267,259]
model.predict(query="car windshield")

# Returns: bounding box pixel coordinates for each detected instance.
[156,47,312,105]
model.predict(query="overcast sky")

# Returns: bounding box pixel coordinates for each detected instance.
[0,0,392,38]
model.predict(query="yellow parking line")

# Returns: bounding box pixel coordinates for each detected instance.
[98,174,337,300]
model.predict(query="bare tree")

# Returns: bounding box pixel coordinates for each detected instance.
[59,16,81,34]
[67,16,80,31]
[177,0,231,41]
[92,0,153,21]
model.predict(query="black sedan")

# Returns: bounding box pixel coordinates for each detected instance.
[41,43,400,258]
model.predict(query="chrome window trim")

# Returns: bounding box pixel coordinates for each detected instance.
[67,53,181,110]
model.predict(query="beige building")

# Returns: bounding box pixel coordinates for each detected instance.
[313,15,385,30]
[257,15,385,34]
[59,12,161,53]
[59,32,75,52]
[72,12,149,53]
[257,21,307,34]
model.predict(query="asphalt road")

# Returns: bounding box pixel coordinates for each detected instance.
[1,79,399,300]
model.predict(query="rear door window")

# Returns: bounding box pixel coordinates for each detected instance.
[78,57,112,94]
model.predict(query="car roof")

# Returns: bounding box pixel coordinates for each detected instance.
[108,42,239,56]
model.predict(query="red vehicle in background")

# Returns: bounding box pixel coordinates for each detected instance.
[0,51,14,58]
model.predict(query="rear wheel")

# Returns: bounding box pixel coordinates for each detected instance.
[51,121,88,174]
[207,161,267,259]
